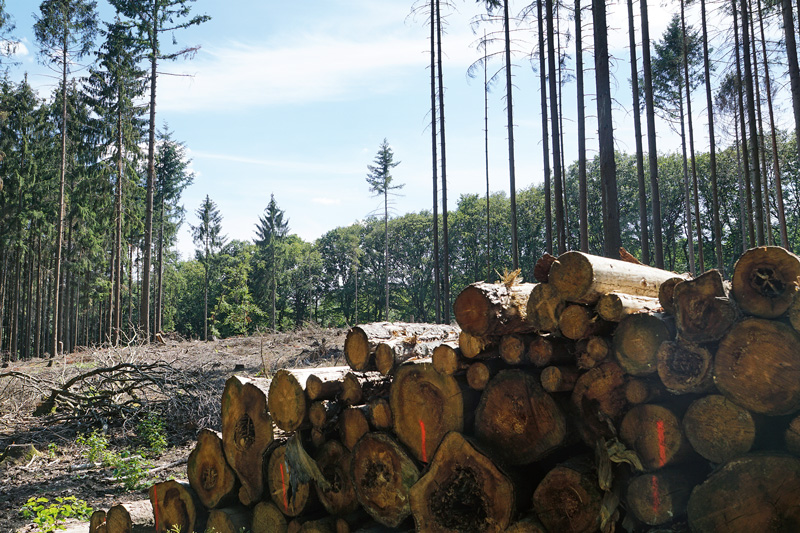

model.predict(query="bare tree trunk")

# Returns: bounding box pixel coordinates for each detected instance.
[749,9,772,245]
[52,43,68,361]
[628,0,649,264]
[429,0,441,322]
[576,0,588,252]
[678,84,697,275]
[537,0,553,255]
[547,0,566,253]
[484,30,491,278]
[783,0,800,168]
[733,0,755,247]
[503,0,518,269]
[435,0,450,322]
[113,104,123,346]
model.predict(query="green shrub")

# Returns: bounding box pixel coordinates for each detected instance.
[19,496,92,533]
[137,412,168,456]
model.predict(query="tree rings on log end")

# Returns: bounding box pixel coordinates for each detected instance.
[732,246,800,318]
[683,395,755,464]
[269,370,308,432]
[532,461,602,533]
[314,440,359,516]
[344,327,372,371]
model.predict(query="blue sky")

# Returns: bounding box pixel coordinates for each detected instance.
[4,0,756,260]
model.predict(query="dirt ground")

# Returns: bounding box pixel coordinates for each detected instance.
[0,326,347,532]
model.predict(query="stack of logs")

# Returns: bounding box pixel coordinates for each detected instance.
[92,247,800,532]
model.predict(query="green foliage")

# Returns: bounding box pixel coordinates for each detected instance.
[76,429,109,464]
[19,496,92,533]
[137,411,168,456]
[76,429,154,489]
[110,450,152,491]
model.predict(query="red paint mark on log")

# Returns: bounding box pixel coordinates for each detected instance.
[419,419,428,463]
[280,461,289,512]
[651,474,661,516]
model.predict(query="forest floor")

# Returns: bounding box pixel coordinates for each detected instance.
[0,326,348,532]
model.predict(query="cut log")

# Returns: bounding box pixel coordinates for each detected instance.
[390,361,478,463]
[658,276,685,315]
[525,283,564,333]
[620,404,693,471]
[731,246,800,318]
[626,468,702,526]
[344,322,459,371]
[534,253,558,283]
[505,514,547,533]
[682,395,756,463]
[431,344,470,375]
[268,369,309,432]
[339,407,369,450]
[408,431,516,533]
[787,414,800,456]
[266,443,317,517]
[364,398,392,430]
[306,371,348,402]
[571,362,627,441]
[251,501,288,533]
[458,331,497,359]
[297,517,338,532]
[106,502,153,533]
[89,510,106,533]
[187,428,239,509]
[350,432,420,527]
[340,371,390,407]
[314,440,359,516]
[453,281,537,336]
[528,335,572,367]
[596,292,662,322]
[574,336,609,370]
[656,340,714,395]
[624,378,668,405]
[220,376,274,507]
[206,506,252,533]
[474,369,568,464]
[540,365,581,393]
[687,454,800,532]
[149,480,206,533]
[375,337,457,376]
[672,270,739,342]
[715,318,800,415]
[558,304,610,340]
[308,400,340,430]
[532,459,602,533]
[613,313,672,376]
[465,359,506,391]
[499,333,537,365]
[549,251,683,304]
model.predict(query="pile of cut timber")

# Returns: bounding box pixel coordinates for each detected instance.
[91,247,800,533]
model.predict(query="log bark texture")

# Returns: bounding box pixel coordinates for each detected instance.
[453,281,537,337]
[408,431,516,533]
[374,337,455,376]
[596,292,662,322]
[732,246,800,318]
[187,428,239,509]
[344,322,459,371]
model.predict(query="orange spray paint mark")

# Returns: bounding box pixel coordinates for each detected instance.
[651,475,661,516]
[280,462,289,512]
[656,419,667,467]
[419,419,428,463]
[153,484,159,532]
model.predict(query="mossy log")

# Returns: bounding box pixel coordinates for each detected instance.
[682,395,756,463]
[731,246,800,318]
[187,428,239,509]
[453,281,537,336]
[408,431,516,533]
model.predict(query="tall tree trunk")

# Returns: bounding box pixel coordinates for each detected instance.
[113,103,123,346]
[758,0,789,247]
[593,0,621,257]
[52,42,68,361]
[24,231,35,359]
[734,120,748,253]
[429,0,441,321]
[503,0,519,269]
[156,194,165,334]
[783,0,800,168]
[435,0,450,322]
[749,9,772,245]
[576,0,588,252]
[681,0,704,272]
[700,0,724,271]
[679,85,697,275]
[11,243,22,361]
[640,0,664,267]
[538,0,553,255]
[547,0,566,253]
[34,233,42,358]
[128,242,133,334]
[740,0,765,244]
[484,30,491,278]
[733,0,755,246]
[628,0,649,264]
[384,191,389,320]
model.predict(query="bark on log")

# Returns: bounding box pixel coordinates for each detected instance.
[528,335,572,367]
[432,344,470,375]
[220,376,274,507]
[574,336,610,370]
[187,428,239,510]
[205,506,252,533]
[339,407,369,450]
[541,365,581,393]
[466,359,506,391]
[532,459,603,533]
[408,431,516,533]
[340,371,390,407]
[731,246,800,318]
[149,480,206,533]
[549,251,683,304]
[390,362,478,463]
[499,333,537,365]
[558,304,610,340]
[364,398,392,430]
[715,318,800,415]
[344,322,459,371]
[534,253,558,283]
[658,276,686,315]
[375,337,455,376]
[314,440,359,516]
[474,369,568,465]
[571,362,627,441]
[306,373,345,402]
[613,313,672,376]
[596,292,662,322]
[620,404,693,471]
[89,510,106,533]
[673,270,739,342]
[525,283,564,333]
[626,468,702,526]
[682,395,756,463]
[687,454,800,532]
[453,281,537,336]
[251,501,288,533]
[308,400,340,430]
[266,443,317,517]
[458,331,497,359]
[350,432,420,527]
[656,340,714,395]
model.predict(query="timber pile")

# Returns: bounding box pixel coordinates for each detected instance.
[89,247,800,533]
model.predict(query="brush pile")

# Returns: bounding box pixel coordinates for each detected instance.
[92,246,800,532]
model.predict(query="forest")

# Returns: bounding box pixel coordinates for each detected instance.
[2,0,800,362]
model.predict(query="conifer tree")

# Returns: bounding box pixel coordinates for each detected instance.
[192,195,225,341]
[255,194,288,332]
